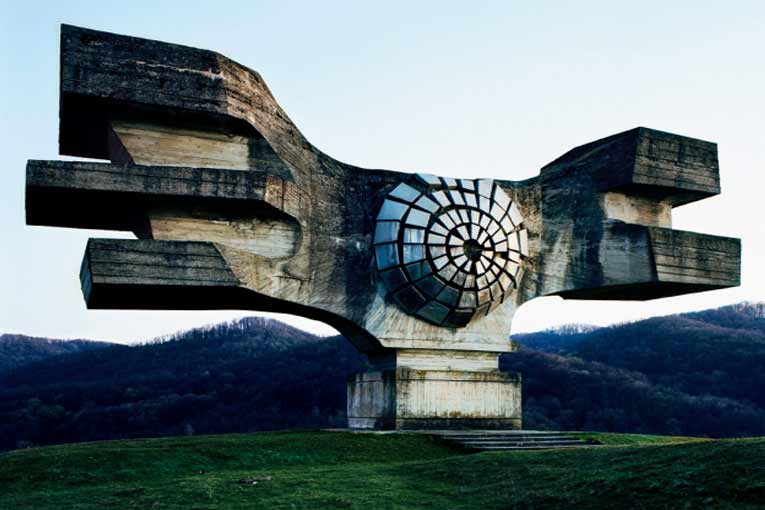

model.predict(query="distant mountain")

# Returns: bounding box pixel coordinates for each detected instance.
[1,302,764,451]
[0,317,362,450]
[501,350,764,436]
[0,335,113,375]
[683,302,765,332]
[532,303,765,408]
[514,324,600,354]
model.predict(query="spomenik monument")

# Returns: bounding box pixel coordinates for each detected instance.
[26,25,741,430]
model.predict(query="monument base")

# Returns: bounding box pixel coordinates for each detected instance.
[347,367,521,430]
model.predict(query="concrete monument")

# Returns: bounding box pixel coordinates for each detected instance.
[26,25,741,430]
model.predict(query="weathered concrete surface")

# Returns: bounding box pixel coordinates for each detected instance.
[25,25,741,430]
[347,368,521,430]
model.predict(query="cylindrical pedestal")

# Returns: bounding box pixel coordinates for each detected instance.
[347,367,521,430]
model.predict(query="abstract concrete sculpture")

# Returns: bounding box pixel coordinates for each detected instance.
[26,25,741,430]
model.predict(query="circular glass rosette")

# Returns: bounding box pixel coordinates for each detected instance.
[373,174,529,328]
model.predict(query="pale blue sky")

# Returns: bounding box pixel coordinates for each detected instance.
[1,1,763,343]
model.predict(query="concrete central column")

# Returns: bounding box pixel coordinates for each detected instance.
[347,349,521,430]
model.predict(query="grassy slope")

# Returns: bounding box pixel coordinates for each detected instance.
[1,431,764,510]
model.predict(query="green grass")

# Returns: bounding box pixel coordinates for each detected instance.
[569,431,709,446]
[1,431,764,509]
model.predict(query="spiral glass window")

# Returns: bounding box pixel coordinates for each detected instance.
[374,175,529,328]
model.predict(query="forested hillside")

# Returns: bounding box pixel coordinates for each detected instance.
[1,303,763,450]
[0,318,361,450]
[0,335,112,374]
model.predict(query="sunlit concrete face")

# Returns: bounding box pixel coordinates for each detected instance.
[24,25,741,431]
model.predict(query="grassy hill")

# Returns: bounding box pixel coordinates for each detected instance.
[1,431,763,510]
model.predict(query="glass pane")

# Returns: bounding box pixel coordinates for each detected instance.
[432,190,451,207]
[403,244,426,263]
[416,275,445,298]
[394,286,426,311]
[477,179,494,198]
[438,213,455,230]
[404,228,425,244]
[374,221,399,244]
[444,309,475,328]
[380,267,407,290]
[459,291,477,308]
[375,243,399,270]
[449,190,465,205]
[378,199,409,221]
[426,233,446,245]
[437,286,460,306]
[464,192,477,208]
[405,260,432,280]
[433,255,449,269]
[417,301,450,324]
[487,220,501,237]
[499,273,514,291]
[415,195,439,212]
[490,202,506,222]
[494,188,510,210]
[479,196,491,212]
[428,245,447,258]
[509,202,523,226]
[406,209,431,227]
[430,222,449,236]
[417,173,442,186]
[519,229,528,255]
[390,182,421,203]
[500,216,513,234]
[490,282,504,302]
[439,264,457,281]
[442,177,458,188]
[508,232,520,252]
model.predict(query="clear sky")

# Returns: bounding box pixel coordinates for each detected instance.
[1,1,763,343]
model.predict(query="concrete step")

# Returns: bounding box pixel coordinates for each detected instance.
[430,430,600,451]
[443,434,575,441]
[445,438,581,444]
[434,430,568,435]
[471,444,602,451]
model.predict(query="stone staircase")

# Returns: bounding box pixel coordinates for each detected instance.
[432,430,601,451]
